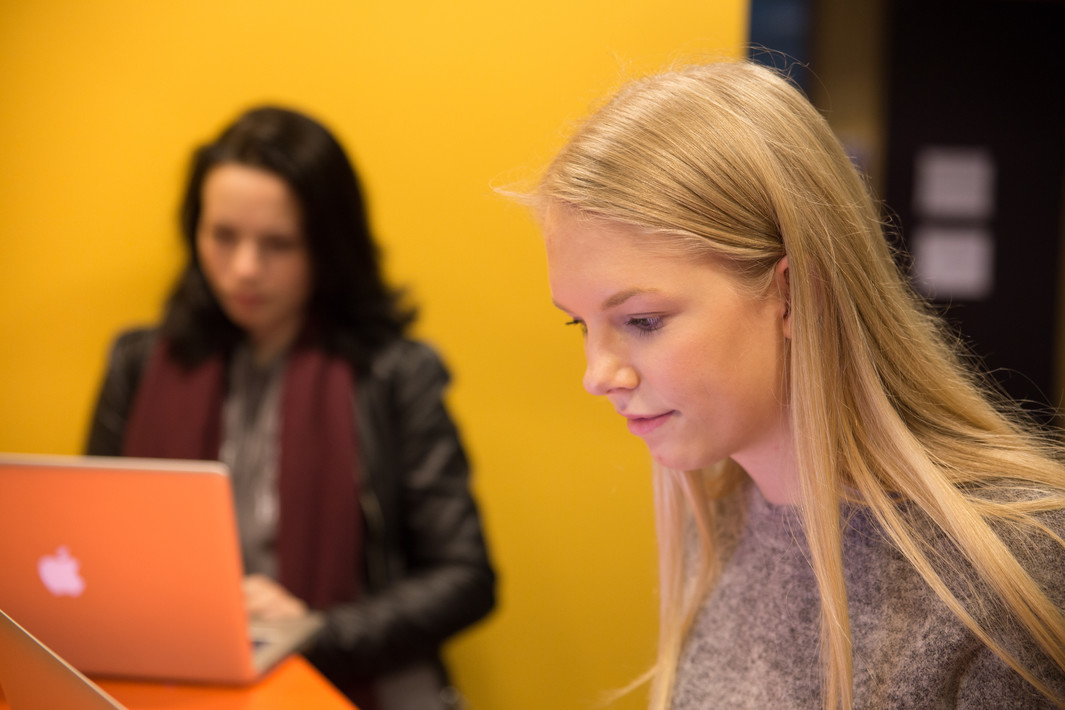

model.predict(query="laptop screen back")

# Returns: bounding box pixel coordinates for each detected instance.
[0,454,258,683]
[0,607,125,709]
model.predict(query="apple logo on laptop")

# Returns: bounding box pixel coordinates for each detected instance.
[38,546,86,597]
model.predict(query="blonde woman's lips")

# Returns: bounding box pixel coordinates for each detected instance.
[625,412,673,436]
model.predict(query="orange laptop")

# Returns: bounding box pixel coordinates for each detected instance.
[0,454,323,685]
[0,606,126,710]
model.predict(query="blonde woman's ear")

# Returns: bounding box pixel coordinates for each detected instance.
[775,256,791,339]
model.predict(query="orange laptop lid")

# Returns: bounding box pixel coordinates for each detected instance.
[0,454,262,684]
[0,606,125,709]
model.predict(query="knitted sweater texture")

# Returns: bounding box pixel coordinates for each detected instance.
[670,484,1065,709]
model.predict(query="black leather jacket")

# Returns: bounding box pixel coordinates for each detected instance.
[86,328,496,699]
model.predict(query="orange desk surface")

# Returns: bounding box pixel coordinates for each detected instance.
[0,655,357,710]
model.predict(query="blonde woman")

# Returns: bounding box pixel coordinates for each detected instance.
[535,61,1065,708]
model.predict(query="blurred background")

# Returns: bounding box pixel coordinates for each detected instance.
[753,0,1065,423]
[2,1,1062,708]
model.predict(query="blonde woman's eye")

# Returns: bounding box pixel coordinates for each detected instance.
[564,318,588,335]
[627,316,665,333]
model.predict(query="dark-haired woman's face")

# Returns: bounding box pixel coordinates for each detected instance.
[196,164,312,361]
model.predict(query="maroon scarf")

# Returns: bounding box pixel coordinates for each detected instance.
[121,337,361,610]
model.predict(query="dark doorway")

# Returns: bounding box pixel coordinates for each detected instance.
[883,0,1065,423]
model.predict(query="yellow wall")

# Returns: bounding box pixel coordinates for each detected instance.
[0,3,746,707]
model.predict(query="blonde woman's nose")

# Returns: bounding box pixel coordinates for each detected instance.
[583,339,638,396]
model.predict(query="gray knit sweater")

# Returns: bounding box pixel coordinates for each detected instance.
[670,483,1065,709]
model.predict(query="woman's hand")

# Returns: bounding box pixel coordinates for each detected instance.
[243,573,308,620]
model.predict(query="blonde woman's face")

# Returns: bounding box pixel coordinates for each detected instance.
[545,208,794,491]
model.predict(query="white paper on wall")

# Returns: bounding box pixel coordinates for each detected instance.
[911,226,995,300]
[913,146,996,220]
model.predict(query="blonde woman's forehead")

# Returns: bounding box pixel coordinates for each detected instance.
[544,204,724,271]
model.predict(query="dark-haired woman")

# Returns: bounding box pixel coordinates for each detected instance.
[86,106,495,710]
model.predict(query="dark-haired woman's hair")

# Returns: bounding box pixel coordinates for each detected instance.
[162,106,415,372]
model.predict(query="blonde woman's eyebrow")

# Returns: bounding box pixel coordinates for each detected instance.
[551,287,662,316]
[602,287,661,310]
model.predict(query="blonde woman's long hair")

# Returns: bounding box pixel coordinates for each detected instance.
[537,61,1065,709]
